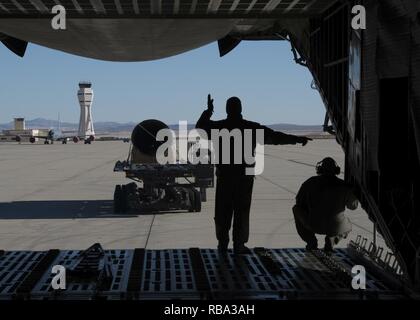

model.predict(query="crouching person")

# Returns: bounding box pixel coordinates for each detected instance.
[293,157,359,253]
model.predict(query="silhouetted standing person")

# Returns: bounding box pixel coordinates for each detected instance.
[196,95,311,254]
[293,157,358,253]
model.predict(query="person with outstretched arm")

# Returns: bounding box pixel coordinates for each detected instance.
[196,94,312,255]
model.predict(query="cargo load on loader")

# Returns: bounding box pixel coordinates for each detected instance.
[113,119,214,213]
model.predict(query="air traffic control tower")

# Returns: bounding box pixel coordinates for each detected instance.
[77,81,95,138]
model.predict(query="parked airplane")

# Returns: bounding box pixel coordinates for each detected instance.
[27,129,95,144]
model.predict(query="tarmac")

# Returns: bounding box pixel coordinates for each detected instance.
[0,139,386,251]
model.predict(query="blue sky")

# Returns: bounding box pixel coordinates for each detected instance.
[0,40,325,125]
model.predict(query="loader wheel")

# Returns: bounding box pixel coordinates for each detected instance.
[193,188,202,212]
[114,185,122,213]
[188,188,195,212]
[120,184,129,213]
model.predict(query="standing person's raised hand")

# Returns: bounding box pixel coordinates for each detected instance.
[207,94,214,114]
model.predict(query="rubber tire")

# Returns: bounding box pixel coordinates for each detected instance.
[120,184,129,213]
[187,188,195,212]
[114,185,122,213]
[193,188,202,212]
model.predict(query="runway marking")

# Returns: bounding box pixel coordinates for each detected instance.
[262,152,315,168]
[287,159,343,174]
[261,152,344,174]
[144,214,156,249]
[257,175,297,195]
[264,146,335,157]
[258,150,314,165]
[286,159,316,168]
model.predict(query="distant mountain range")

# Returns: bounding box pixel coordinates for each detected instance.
[0,118,323,133]
[0,118,138,133]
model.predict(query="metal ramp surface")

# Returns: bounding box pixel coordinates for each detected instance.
[0,248,406,300]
